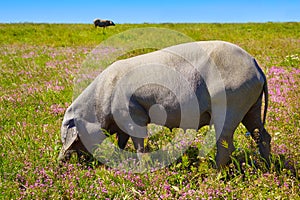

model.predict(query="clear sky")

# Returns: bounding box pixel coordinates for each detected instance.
[0,0,299,24]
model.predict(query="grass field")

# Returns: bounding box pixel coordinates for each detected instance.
[0,22,299,199]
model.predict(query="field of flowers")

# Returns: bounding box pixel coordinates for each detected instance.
[0,23,299,199]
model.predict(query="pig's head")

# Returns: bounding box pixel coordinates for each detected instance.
[58,118,92,163]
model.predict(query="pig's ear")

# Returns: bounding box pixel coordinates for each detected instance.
[74,119,107,153]
[61,119,78,151]
[58,119,79,162]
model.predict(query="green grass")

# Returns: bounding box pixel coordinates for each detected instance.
[0,22,299,199]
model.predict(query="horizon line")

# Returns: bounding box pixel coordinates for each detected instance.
[1,21,299,25]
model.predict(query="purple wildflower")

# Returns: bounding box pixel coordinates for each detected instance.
[50,104,65,115]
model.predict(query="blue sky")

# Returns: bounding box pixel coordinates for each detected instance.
[0,0,299,24]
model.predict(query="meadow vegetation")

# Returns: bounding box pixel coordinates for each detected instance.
[0,22,299,199]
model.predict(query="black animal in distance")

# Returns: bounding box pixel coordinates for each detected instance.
[93,18,115,29]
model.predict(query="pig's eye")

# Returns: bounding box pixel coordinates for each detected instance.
[67,119,75,128]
